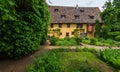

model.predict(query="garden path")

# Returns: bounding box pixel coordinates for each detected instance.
[48,43,120,50]
[0,45,49,72]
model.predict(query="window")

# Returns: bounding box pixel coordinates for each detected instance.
[58,23,62,28]
[80,10,84,12]
[76,24,83,28]
[54,9,58,12]
[61,15,66,19]
[71,32,74,35]
[67,24,70,28]
[50,24,53,28]
[66,32,69,38]
[75,15,79,19]
[89,15,94,19]
[60,32,62,35]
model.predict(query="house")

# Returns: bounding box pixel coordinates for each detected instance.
[48,6,102,38]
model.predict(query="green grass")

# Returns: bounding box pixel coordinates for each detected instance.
[26,49,116,72]
[61,52,115,72]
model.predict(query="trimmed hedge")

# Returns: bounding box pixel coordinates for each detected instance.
[0,0,50,57]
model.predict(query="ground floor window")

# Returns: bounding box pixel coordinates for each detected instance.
[66,32,69,38]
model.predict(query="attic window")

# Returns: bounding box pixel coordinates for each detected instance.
[54,9,58,12]
[61,15,66,19]
[89,15,94,19]
[75,15,79,19]
[80,10,84,12]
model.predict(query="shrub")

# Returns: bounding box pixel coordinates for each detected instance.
[98,49,120,69]
[75,47,83,52]
[0,0,50,57]
[82,39,91,44]
[56,38,78,46]
[49,37,59,45]
[26,51,64,72]
[95,42,103,46]
[75,37,83,44]
[115,35,120,41]
[90,38,97,45]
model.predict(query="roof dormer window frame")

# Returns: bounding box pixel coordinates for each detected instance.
[75,15,80,19]
[89,15,94,19]
[80,10,84,12]
[61,15,66,19]
[54,9,58,12]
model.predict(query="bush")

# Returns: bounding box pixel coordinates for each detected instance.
[95,42,103,46]
[115,35,120,41]
[82,38,91,44]
[56,38,78,46]
[49,37,59,45]
[26,51,64,72]
[75,37,83,44]
[0,0,50,57]
[98,49,120,69]
[90,38,97,45]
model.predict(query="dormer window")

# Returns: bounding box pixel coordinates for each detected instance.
[54,9,58,12]
[75,15,79,19]
[80,10,84,12]
[89,15,94,19]
[61,15,66,19]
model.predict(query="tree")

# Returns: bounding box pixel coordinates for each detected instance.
[101,0,120,39]
[95,20,101,38]
[0,0,50,58]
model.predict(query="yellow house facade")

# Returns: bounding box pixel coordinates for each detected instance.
[48,6,102,38]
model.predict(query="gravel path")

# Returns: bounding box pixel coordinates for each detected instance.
[48,43,120,50]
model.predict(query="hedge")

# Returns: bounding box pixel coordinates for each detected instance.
[0,0,50,58]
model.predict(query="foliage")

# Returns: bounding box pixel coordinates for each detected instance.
[115,35,120,41]
[95,20,101,38]
[82,37,91,44]
[0,0,50,57]
[49,37,59,45]
[82,37,119,46]
[26,51,64,72]
[98,49,120,69]
[26,49,105,72]
[90,38,98,45]
[56,38,78,46]
[75,37,83,44]
[49,37,78,46]
[101,0,120,39]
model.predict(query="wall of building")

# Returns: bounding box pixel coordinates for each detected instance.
[48,23,89,38]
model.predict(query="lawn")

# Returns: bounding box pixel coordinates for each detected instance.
[61,52,115,72]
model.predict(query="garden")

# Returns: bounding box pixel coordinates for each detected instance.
[0,0,120,72]
[26,48,120,72]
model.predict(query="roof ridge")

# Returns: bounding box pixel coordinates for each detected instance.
[49,5,99,8]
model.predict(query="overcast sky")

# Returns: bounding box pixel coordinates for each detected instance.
[46,0,113,11]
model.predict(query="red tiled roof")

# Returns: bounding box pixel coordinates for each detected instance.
[48,6,102,24]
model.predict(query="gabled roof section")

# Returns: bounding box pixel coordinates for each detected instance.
[48,6,102,23]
